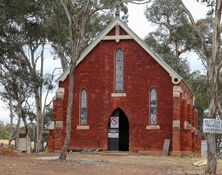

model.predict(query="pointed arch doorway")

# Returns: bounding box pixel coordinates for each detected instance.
[108,108,129,151]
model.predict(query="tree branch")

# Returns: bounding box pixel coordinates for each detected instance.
[178,0,210,62]
[121,0,152,4]
[218,60,222,70]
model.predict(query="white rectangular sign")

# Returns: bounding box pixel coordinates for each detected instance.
[203,119,222,134]
[110,117,119,128]
[108,133,119,138]
[108,129,119,138]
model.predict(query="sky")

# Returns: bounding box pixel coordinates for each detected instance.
[0,0,210,124]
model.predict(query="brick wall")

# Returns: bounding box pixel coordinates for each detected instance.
[49,39,173,152]
[48,33,200,154]
[171,84,201,156]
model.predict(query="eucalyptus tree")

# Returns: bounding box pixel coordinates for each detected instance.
[0,0,56,152]
[0,1,33,147]
[144,33,191,79]
[20,21,47,152]
[186,71,209,128]
[144,0,199,78]
[46,2,114,71]
[178,1,222,174]
[0,55,33,148]
[13,0,52,152]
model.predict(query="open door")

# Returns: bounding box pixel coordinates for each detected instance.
[108,108,129,151]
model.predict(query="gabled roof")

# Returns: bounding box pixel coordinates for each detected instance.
[56,18,182,84]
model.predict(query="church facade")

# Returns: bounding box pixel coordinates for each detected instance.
[48,18,200,155]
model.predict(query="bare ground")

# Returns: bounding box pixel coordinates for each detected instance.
[1,150,222,175]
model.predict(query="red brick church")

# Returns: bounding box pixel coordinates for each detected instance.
[48,18,200,155]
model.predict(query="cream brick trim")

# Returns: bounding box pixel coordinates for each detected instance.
[111,93,126,97]
[173,92,180,98]
[146,125,160,129]
[55,121,63,129]
[173,85,182,98]
[103,35,132,41]
[56,87,65,99]
[77,125,90,130]
[172,120,180,128]
[48,121,55,130]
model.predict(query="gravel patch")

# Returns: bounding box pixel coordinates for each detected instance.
[35,156,106,164]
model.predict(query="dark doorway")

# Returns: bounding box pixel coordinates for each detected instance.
[108,108,129,151]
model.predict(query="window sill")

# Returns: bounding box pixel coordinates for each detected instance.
[77,125,90,130]
[111,93,126,97]
[146,125,160,130]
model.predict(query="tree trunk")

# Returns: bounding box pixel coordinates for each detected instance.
[54,43,67,72]
[59,0,82,160]
[206,1,222,174]
[172,42,180,70]
[206,134,217,175]
[58,0,94,160]
[177,1,222,173]
[59,64,75,160]
[22,116,29,137]
[115,0,120,17]
[15,117,21,149]
[35,92,44,153]
[206,70,218,174]
[8,91,13,148]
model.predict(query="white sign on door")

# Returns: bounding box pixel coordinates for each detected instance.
[203,118,222,134]
[108,129,119,138]
[110,117,119,128]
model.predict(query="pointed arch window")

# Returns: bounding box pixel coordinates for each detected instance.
[149,88,157,125]
[115,48,124,92]
[80,89,87,125]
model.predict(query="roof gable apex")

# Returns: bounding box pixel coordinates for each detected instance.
[56,18,182,84]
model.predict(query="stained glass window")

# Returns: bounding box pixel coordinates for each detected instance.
[115,48,124,92]
[150,88,157,125]
[80,89,87,125]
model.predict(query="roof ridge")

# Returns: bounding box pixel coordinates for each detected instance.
[56,18,182,85]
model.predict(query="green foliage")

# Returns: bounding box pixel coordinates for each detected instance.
[186,71,209,130]
[46,0,117,69]
[0,121,11,139]
[44,106,52,129]
[194,17,219,60]
[82,12,114,49]
[145,0,187,25]
[27,106,52,142]
[28,122,36,142]
[144,0,200,78]
[145,33,190,79]
[43,106,52,142]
